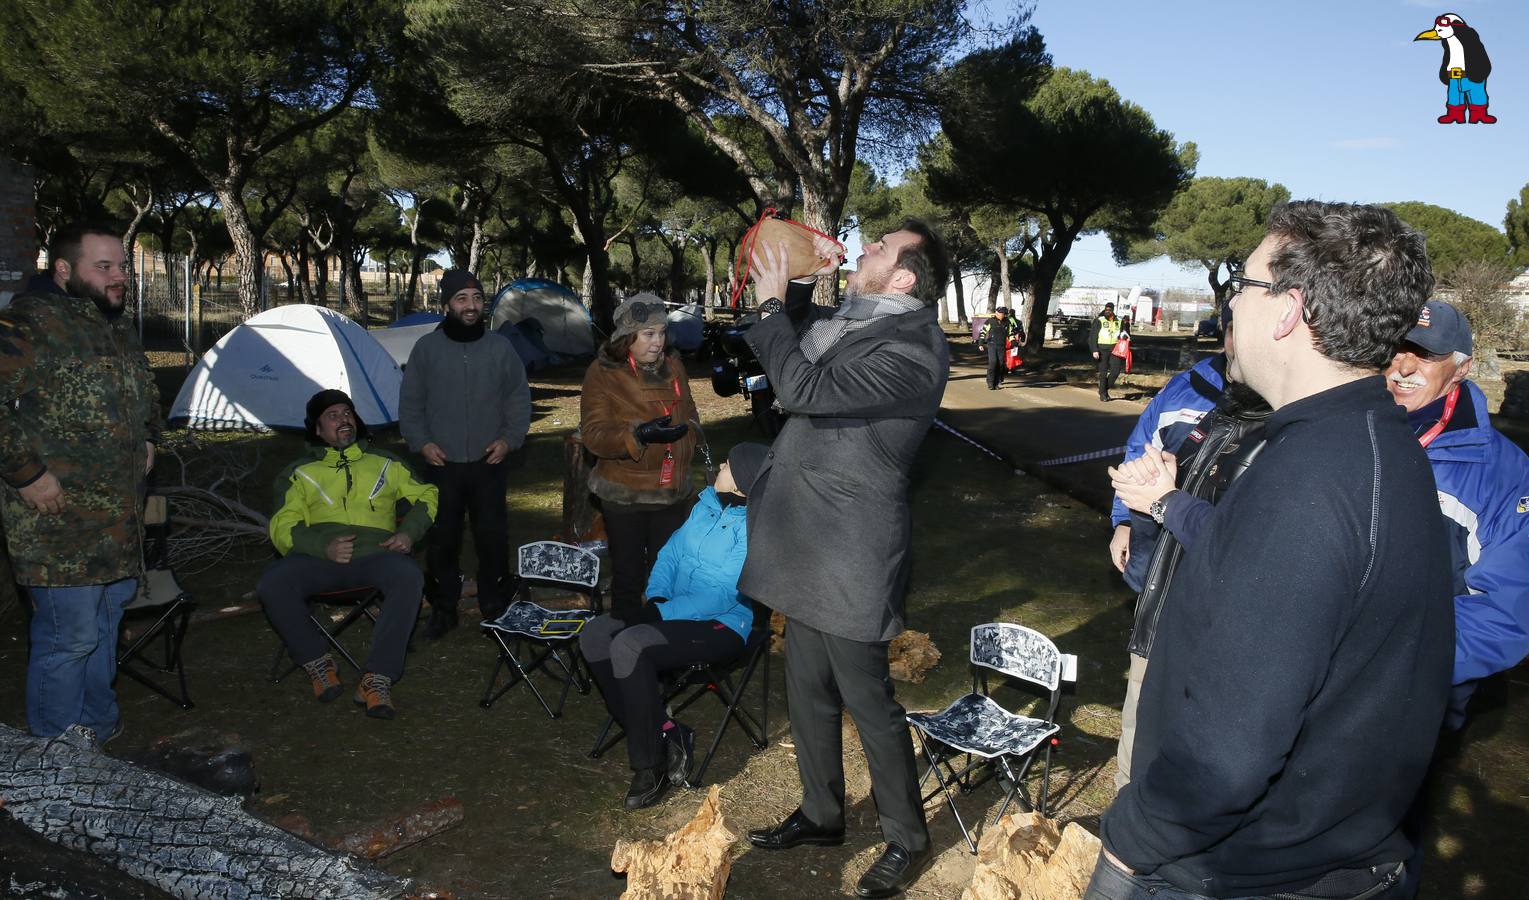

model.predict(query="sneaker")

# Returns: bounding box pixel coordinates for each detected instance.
[665,722,695,788]
[624,766,671,810]
[353,672,396,720]
[303,654,343,703]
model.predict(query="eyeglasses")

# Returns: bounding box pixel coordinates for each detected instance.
[1227,272,1275,298]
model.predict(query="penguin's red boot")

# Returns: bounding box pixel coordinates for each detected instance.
[1467,104,1497,124]
[1438,104,1467,123]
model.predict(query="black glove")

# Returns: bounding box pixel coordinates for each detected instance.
[634,415,689,445]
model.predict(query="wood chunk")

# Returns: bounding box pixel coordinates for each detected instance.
[331,797,466,860]
[961,813,1102,900]
[887,630,941,683]
[610,785,737,900]
[769,611,786,653]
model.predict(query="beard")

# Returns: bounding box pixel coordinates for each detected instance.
[67,273,126,319]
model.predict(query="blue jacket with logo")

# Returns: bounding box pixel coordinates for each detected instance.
[646,487,753,641]
[1112,355,1226,530]
[1424,380,1529,685]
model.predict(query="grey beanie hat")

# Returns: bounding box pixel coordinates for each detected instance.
[612,293,668,340]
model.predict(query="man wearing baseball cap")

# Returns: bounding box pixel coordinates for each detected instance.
[1385,299,1529,730]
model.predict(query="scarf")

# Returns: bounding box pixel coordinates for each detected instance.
[441,315,486,342]
[799,291,923,363]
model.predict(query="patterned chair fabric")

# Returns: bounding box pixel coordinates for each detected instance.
[518,541,599,588]
[906,694,1059,760]
[969,622,1061,691]
[483,601,596,641]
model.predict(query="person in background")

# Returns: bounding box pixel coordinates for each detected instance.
[1093,302,1123,401]
[400,269,531,639]
[579,293,699,624]
[978,306,1018,390]
[579,442,767,810]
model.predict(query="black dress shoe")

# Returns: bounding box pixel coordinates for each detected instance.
[746,808,845,850]
[624,766,671,810]
[855,842,930,898]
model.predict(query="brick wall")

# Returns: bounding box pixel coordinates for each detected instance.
[0,157,37,299]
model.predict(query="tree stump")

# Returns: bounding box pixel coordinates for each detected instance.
[961,812,1101,900]
[610,785,737,900]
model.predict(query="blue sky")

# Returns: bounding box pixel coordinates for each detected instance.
[942,0,1527,291]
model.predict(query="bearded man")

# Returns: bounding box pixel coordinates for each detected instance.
[0,221,160,740]
[400,269,531,638]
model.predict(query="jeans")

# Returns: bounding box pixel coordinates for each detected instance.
[26,577,138,737]
[1446,77,1488,107]
[1084,852,1405,900]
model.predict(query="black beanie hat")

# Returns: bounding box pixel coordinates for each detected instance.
[727,442,770,496]
[304,389,370,444]
[439,270,483,304]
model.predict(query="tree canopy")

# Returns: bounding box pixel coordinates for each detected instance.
[1383,202,1511,281]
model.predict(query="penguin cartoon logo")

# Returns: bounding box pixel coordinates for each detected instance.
[1415,13,1495,124]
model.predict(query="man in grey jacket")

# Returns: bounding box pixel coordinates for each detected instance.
[741,220,950,899]
[400,269,531,639]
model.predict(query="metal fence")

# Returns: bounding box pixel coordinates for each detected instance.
[133,256,438,356]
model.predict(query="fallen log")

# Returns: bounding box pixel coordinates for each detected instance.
[888,629,942,683]
[0,723,412,899]
[331,797,466,860]
[610,784,737,900]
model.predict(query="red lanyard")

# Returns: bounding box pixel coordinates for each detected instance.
[1416,384,1460,448]
[630,356,684,485]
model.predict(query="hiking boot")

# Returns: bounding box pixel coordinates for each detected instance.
[303,654,343,703]
[353,672,396,720]
[624,766,671,810]
[665,721,695,788]
[423,608,458,641]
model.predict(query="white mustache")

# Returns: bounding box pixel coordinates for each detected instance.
[1388,373,1427,389]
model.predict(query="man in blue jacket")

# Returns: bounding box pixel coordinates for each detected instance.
[1384,300,1529,728]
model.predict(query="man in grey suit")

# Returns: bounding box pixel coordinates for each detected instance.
[741,219,950,899]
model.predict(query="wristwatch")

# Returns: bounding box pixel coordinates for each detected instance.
[1148,491,1178,525]
[758,298,783,316]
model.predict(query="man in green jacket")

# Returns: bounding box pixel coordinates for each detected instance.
[0,221,160,740]
[259,390,439,719]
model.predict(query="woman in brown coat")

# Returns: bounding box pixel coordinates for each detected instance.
[580,294,699,621]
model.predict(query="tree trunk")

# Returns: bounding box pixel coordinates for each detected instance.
[297,244,315,306]
[312,251,330,307]
[278,255,295,303]
[467,215,486,274]
[1026,255,1065,353]
[702,238,717,307]
[0,724,411,899]
[215,187,263,319]
[998,248,1012,309]
[625,232,641,290]
[347,250,367,322]
[951,269,967,326]
[1208,261,1229,313]
[800,186,842,306]
[667,241,687,304]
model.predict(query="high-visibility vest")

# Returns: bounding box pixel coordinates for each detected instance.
[1096,315,1122,346]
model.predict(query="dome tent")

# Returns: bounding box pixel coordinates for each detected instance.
[489,278,597,358]
[169,305,402,431]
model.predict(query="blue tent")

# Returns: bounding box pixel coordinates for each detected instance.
[489,279,596,357]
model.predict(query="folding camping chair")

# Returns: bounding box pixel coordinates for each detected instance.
[478,540,603,718]
[906,622,1078,854]
[116,494,197,709]
[588,601,771,787]
[268,586,384,683]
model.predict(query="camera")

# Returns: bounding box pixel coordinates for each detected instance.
[702,315,786,438]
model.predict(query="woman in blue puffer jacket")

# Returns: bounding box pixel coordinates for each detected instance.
[580,442,769,810]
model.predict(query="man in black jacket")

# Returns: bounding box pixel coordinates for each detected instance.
[741,220,949,899]
[1089,202,1453,900]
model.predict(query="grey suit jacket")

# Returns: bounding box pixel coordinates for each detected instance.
[739,300,948,643]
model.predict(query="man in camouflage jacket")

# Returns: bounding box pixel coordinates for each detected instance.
[0,222,160,739]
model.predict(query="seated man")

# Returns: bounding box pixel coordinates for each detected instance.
[580,442,768,810]
[259,390,438,720]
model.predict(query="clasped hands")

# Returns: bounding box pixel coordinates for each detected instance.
[1108,444,1178,516]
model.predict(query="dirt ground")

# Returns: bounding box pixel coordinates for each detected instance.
[1,342,1526,898]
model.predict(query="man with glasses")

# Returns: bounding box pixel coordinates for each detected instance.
[1089,202,1453,900]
